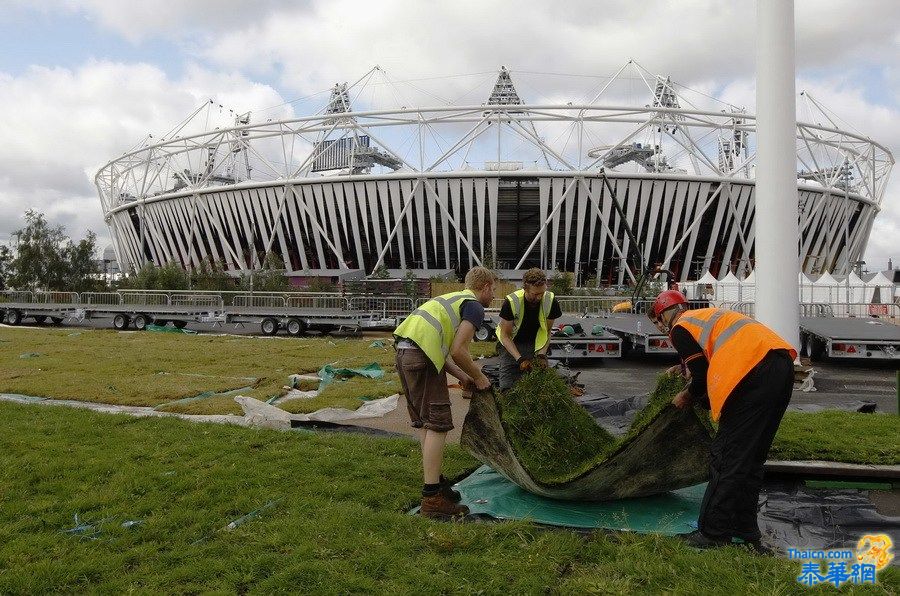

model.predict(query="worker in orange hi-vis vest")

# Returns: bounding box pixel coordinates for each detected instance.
[648,290,797,554]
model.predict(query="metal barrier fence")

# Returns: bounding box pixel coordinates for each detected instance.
[557,297,626,314]
[81,292,123,305]
[170,294,224,308]
[631,299,712,315]
[286,295,349,310]
[33,292,80,304]
[121,292,170,306]
[348,296,415,316]
[0,290,34,304]
[232,294,287,309]
[711,301,897,320]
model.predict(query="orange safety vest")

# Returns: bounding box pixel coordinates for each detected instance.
[672,308,796,421]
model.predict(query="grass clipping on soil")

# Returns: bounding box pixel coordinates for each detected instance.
[496,368,694,484]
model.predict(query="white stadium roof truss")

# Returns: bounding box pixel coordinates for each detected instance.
[96,63,893,281]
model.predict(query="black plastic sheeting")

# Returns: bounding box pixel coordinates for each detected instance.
[574,390,897,556]
[758,481,900,562]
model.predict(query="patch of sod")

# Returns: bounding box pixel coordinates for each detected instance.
[772,411,900,465]
[2,402,888,593]
[0,327,398,414]
[496,369,698,484]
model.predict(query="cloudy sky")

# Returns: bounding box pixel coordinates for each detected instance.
[1,0,897,270]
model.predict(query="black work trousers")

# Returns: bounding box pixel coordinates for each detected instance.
[698,349,794,542]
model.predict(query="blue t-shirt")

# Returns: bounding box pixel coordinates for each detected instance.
[460,299,485,329]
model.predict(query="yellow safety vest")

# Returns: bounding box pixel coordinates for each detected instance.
[394,290,477,372]
[495,289,555,351]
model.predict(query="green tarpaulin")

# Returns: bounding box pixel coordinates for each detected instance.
[455,466,705,533]
[316,363,384,391]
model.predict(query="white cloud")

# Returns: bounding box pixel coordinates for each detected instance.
[2,1,897,270]
[0,61,292,249]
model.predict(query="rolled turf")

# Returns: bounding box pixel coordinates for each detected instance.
[495,368,697,485]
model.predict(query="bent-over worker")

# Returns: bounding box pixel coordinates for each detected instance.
[496,268,562,390]
[394,266,497,519]
[649,290,796,552]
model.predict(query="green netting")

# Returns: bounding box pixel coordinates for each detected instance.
[456,466,705,533]
[146,324,197,334]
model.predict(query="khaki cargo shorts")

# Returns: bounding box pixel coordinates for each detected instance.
[395,348,453,432]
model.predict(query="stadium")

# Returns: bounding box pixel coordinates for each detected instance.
[95,63,894,284]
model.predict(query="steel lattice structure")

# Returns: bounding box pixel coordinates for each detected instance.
[95,65,894,283]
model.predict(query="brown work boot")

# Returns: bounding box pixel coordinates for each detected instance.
[421,493,469,519]
[439,474,462,503]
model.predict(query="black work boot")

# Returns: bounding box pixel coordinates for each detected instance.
[680,530,730,549]
[439,475,462,503]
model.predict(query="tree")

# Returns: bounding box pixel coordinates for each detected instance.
[369,263,390,279]
[119,262,189,290]
[7,210,101,291]
[191,257,234,291]
[549,270,574,296]
[253,252,290,292]
[0,245,11,291]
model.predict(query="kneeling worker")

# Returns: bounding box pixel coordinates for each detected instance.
[649,290,796,551]
[394,266,496,518]
[496,268,562,390]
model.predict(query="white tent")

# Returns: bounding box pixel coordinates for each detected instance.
[740,270,756,301]
[866,271,896,304]
[697,270,718,284]
[719,271,742,302]
[845,272,867,303]
[812,272,839,304]
[799,272,816,303]
[686,270,718,301]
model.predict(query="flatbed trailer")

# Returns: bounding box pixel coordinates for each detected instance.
[546,316,622,360]
[592,312,676,355]
[473,314,622,360]
[799,316,900,361]
[0,292,381,336]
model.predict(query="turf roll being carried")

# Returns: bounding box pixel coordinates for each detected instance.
[461,368,715,501]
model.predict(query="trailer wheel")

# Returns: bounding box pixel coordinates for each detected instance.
[50,317,63,326]
[286,318,305,336]
[5,309,22,326]
[33,315,47,325]
[475,324,493,342]
[809,337,826,362]
[113,314,130,330]
[173,321,187,329]
[261,317,279,336]
[133,314,150,331]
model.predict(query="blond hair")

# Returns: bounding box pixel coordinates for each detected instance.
[464,266,497,291]
[522,267,547,286]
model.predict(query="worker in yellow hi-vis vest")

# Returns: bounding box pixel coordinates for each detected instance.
[394,266,496,519]
[649,290,796,554]
[496,268,562,390]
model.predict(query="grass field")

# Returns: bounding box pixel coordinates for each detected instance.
[1,326,897,465]
[2,402,896,594]
[0,327,496,417]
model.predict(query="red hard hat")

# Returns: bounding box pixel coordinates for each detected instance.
[650,290,687,320]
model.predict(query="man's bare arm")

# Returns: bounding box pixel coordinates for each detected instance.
[450,321,491,389]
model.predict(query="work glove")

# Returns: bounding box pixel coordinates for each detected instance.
[533,354,549,369]
[517,356,532,372]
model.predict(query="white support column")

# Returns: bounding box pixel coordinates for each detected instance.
[755,0,800,350]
